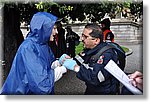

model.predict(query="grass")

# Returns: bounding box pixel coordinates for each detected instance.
[121,46,129,52]
[75,42,129,55]
[75,42,84,55]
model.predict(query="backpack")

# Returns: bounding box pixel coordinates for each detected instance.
[91,42,126,71]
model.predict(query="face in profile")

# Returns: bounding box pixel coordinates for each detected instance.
[82,28,96,49]
[50,25,58,41]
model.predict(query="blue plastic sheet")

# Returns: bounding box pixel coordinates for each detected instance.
[0,12,57,95]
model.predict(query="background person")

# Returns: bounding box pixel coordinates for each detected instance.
[56,22,67,58]
[100,18,114,42]
[129,71,143,91]
[121,71,143,95]
[65,26,79,57]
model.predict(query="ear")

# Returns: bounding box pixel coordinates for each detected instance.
[94,38,100,45]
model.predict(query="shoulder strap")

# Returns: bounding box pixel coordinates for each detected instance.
[91,44,115,62]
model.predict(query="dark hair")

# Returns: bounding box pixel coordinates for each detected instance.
[100,18,111,28]
[55,21,62,29]
[85,23,103,42]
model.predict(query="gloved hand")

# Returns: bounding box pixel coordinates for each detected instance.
[51,60,60,69]
[59,54,69,65]
[63,59,77,71]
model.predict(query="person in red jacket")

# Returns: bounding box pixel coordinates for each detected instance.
[100,18,114,42]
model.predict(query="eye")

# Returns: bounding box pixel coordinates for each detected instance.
[82,34,88,39]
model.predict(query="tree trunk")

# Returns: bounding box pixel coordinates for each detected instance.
[3,4,24,82]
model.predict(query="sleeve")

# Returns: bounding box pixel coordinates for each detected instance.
[76,49,117,86]
[54,66,67,82]
[21,46,55,94]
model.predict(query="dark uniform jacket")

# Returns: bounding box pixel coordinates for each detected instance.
[76,42,120,95]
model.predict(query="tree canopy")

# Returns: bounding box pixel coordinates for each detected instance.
[2,1,143,25]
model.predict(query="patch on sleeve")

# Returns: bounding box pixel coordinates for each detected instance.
[97,55,104,64]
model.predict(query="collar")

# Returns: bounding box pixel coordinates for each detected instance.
[85,42,107,55]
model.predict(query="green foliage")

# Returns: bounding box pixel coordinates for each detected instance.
[3,3,38,26]
[3,1,143,25]
[18,3,37,25]
[129,1,143,21]
[75,42,84,55]
[123,0,131,8]
[121,46,129,53]
[35,2,74,20]
[35,1,44,10]
[75,42,129,55]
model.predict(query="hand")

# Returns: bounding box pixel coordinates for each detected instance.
[63,59,77,71]
[51,60,61,69]
[59,54,71,65]
[128,71,143,90]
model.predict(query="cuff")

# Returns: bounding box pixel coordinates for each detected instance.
[74,65,80,72]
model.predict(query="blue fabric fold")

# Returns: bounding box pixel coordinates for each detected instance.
[0,12,57,95]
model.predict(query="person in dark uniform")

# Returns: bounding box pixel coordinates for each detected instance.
[100,18,114,42]
[59,23,121,95]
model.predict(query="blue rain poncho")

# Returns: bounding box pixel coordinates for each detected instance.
[0,12,57,95]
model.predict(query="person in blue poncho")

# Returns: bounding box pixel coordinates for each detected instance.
[0,12,67,95]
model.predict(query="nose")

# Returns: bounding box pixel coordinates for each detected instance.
[55,29,58,34]
[81,37,85,43]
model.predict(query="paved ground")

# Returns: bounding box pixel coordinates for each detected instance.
[122,43,143,73]
[54,43,143,95]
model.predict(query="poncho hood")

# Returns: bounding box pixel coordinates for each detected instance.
[27,12,57,44]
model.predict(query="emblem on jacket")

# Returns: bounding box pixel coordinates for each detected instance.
[97,55,104,64]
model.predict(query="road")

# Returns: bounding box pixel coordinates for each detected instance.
[54,43,143,95]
